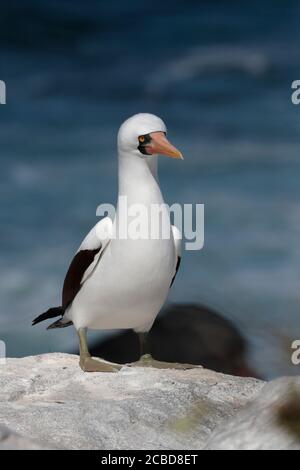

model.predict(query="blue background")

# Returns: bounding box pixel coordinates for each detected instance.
[1,0,300,378]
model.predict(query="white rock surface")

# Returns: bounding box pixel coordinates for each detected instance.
[0,353,263,450]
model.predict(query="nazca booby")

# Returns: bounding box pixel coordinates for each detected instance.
[33,113,186,372]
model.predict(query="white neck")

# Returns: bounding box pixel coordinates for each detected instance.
[145,155,158,181]
[117,150,162,203]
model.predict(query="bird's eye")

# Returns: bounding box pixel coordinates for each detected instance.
[139,135,145,143]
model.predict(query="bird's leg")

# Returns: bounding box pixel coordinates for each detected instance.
[78,328,120,373]
[138,332,152,363]
[132,332,198,370]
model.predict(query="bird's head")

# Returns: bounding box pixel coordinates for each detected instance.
[117,113,183,160]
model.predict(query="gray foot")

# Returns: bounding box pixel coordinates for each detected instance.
[129,354,199,370]
[79,356,121,373]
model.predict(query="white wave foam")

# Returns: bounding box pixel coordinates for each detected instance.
[146,46,269,94]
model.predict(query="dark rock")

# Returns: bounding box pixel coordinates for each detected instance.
[88,304,258,378]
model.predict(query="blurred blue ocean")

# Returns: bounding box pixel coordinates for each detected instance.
[1,0,300,378]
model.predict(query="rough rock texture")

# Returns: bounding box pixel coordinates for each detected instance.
[205,377,300,450]
[0,353,263,450]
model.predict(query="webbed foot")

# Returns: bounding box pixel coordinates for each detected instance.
[79,356,121,373]
[128,354,199,370]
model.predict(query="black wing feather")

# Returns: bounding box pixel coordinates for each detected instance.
[62,248,101,308]
[170,256,181,287]
[32,247,101,327]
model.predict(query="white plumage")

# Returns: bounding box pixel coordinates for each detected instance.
[65,215,181,332]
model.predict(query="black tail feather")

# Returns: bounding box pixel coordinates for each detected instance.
[32,307,64,326]
[47,319,73,330]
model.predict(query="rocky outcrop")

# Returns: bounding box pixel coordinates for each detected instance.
[205,377,300,450]
[0,353,299,450]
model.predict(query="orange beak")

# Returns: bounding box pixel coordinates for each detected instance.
[148,132,183,159]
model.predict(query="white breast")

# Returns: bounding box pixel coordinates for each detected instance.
[67,141,177,333]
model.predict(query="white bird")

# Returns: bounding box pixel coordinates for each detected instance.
[33,113,184,372]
